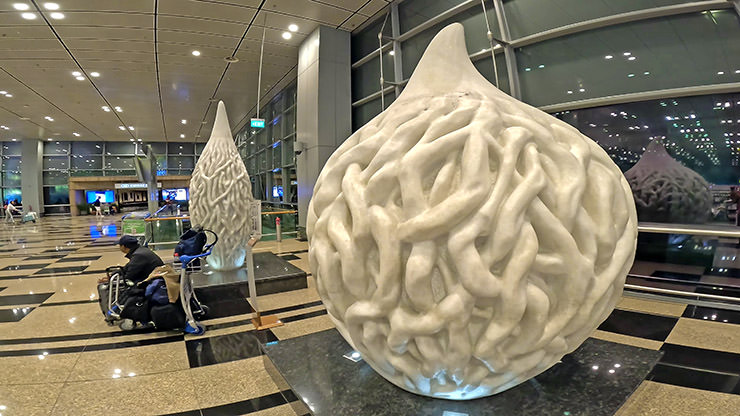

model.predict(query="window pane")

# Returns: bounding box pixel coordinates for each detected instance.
[195,143,205,155]
[71,141,103,155]
[516,10,740,107]
[71,155,102,170]
[352,55,394,101]
[105,142,135,154]
[2,172,20,187]
[351,17,390,62]
[43,185,70,205]
[282,138,294,166]
[168,143,194,154]
[43,156,69,170]
[104,169,135,176]
[1,142,21,156]
[504,0,700,39]
[3,188,21,204]
[554,92,740,224]
[167,156,195,171]
[352,92,396,131]
[44,141,69,155]
[148,142,167,154]
[71,170,103,177]
[43,171,68,185]
[105,156,134,169]
[2,156,21,172]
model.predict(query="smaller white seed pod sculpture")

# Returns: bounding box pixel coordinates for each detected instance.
[190,101,254,271]
[307,24,638,400]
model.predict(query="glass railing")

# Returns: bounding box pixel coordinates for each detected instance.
[626,223,740,311]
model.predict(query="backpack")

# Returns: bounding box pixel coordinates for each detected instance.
[175,228,207,257]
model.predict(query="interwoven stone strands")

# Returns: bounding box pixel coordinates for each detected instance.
[624,140,711,223]
[190,101,254,271]
[307,24,638,400]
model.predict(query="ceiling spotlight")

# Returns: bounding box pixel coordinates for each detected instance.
[627,56,636,61]
[13,3,30,10]
[623,52,631,56]
[72,71,81,76]
[118,126,126,130]
[288,24,298,32]
[604,55,613,59]
[180,134,185,138]
[21,12,37,19]
[114,106,122,112]
[388,50,395,56]
[717,71,725,75]
[128,126,134,130]
[579,88,585,92]
[0,91,5,95]
[43,2,60,10]
[5,94,12,98]
[90,72,100,77]
[75,76,85,81]
[44,116,54,121]
[50,12,64,19]
[181,119,187,124]
[73,132,80,137]
[191,50,201,56]
[282,32,292,40]
[102,106,110,112]
[47,138,53,141]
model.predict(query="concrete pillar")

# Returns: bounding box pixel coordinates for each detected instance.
[296,25,352,228]
[21,139,43,215]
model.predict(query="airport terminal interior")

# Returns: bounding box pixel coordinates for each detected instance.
[1,0,740,415]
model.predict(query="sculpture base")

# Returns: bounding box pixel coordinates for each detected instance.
[191,252,307,319]
[262,329,662,416]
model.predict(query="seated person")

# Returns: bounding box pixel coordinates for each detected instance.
[98,235,164,283]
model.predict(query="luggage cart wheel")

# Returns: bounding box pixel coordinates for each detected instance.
[195,305,209,319]
[119,319,136,331]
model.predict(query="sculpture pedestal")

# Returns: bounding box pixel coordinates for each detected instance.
[262,329,662,416]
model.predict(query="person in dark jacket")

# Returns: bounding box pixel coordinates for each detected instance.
[98,235,164,283]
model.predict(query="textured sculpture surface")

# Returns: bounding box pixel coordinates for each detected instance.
[307,24,638,400]
[190,101,254,271]
[624,140,711,223]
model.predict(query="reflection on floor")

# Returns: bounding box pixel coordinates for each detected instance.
[0,215,737,415]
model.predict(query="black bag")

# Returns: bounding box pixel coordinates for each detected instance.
[98,280,135,319]
[119,287,150,325]
[150,302,186,330]
[175,229,207,257]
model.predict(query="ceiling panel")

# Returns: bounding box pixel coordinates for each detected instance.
[54,26,153,41]
[158,30,239,49]
[0,25,57,38]
[56,0,155,13]
[43,12,153,28]
[159,0,257,23]
[263,0,352,26]
[158,15,246,37]
[65,38,153,53]
[358,0,390,17]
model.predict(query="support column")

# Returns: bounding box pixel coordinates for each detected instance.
[296,26,351,229]
[21,139,43,215]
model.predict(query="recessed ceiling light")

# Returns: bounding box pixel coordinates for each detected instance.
[128,126,134,130]
[13,3,30,11]
[73,132,80,137]
[102,106,110,111]
[21,12,37,19]
[604,55,613,59]
[579,88,585,92]
[180,134,185,138]
[75,76,85,81]
[50,12,64,19]
[388,50,394,56]
[181,119,187,124]
[717,71,725,75]
[224,56,239,63]
[191,50,201,56]
[114,106,122,112]
[627,56,636,61]
[282,32,292,40]
[288,24,298,32]
[0,91,6,95]
[5,94,12,98]
[43,2,60,10]
[47,138,53,141]
[566,90,573,94]
[118,126,126,130]
[11,138,16,142]
[129,138,134,142]
[90,72,100,77]
[71,71,81,76]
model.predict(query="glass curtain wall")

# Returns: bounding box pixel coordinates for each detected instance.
[350,0,740,226]
[41,141,202,214]
[235,81,298,206]
[1,141,22,205]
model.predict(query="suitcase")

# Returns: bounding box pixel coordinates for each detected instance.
[21,213,36,223]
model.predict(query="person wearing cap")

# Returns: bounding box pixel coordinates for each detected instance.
[98,235,164,283]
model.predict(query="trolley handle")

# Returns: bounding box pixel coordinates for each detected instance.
[179,251,213,267]
[201,229,219,252]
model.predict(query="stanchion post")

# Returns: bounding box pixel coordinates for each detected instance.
[276,216,282,242]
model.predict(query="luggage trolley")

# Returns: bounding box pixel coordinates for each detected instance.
[174,229,218,335]
[100,266,135,327]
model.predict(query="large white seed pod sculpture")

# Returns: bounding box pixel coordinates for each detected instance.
[190,101,254,271]
[624,140,711,223]
[307,24,638,400]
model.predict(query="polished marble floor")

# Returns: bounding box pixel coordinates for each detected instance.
[0,215,738,415]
